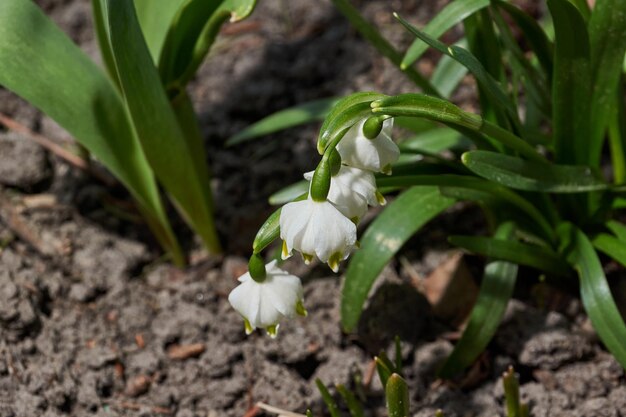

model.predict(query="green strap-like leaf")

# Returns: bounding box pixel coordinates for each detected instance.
[0,0,183,264]
[592,234,626,269]
[548,0,592,165]
[606,220,626,242]
[558,223,626,369]
[386,374,410,417]
[133,0,187,62]
[588,0,626,168]
[394,13,521,131]
[462,151,608,193]
[226,98,340,146]
[401,0,489,69]
[341,187,455,332]
[449,235,570,276]
[430,39,469,99]
[104,0,220,253]
[439,222,518,378]
[315,379,341,417]
[336,384,364,417]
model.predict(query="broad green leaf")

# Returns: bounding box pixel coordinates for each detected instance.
[0,0,183,264]
[588,0,626,168]
[449,235,570,276]
[386,374,410,417]
[268,181,309,206]
[377,175,554,242]
[558,223,626,369]
[331,0,439,95]
[104,0,220,253]
[462,151,608,193]
[401,0,489,69]
[394,13,519,129]
[592,234,626,268]
[133,0,187,62]
[341,187,455,331]
[226,98,340,146]
[317,92,387,154]
[439,223,518,378]
[548,0,592,165]
[159,0,257,91]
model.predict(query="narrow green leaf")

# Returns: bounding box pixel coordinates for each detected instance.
[105,0,220,253]
[336,384,364,417]
[399,128,468,155]
[502,367,522,417]
[395,12,519,129]
[401,0,489,69]
[592,234,626,269]
[375,355,394,388]
[227,98,340,146]
[494,0,554,81]
[268,181,309,206]
[449,235,570,276]
[386,374,410,417]
[91,0,120,87]
[588,0,626,168]
[133,0,187,62]
[159,0,257,91]
[376,175,555,242]
[558,223,626,369]
[315,379,341,417]
[548,0,592,165]
[439,223,518,378]
[341,187,455,331]
[430,39,469,99]
[0,0,183,264]
[606,221,626,242]
[252,192,307,253]
[462,151,608,193]
[331,0,439,95]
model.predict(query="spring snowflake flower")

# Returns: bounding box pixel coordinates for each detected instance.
[228,260,306,338]
[279,197,357,272]
[304,166,385,222]
[336,118,399,174]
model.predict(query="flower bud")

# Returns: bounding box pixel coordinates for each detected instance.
[363,116,385,139]
[310,159,331,202]
[248,253,267,282]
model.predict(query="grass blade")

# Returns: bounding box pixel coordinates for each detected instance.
[558,223,626,369]
[386,374,410,417]
[592,234,626,269]
[341,187,455,332]
[315,379,341,417]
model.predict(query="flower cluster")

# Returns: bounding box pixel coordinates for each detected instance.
[228,117,399,336]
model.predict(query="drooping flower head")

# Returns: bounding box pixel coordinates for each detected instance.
[279,197,357,272]
[336,118,399,174]
[304,166,385,222]
[228,260,306,338]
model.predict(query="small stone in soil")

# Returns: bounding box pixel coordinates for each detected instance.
[0,132,51,190]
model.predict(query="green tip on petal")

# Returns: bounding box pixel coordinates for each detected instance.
[355,240,361,249]
[350,216,360,225]
[302,253,314,264]
[381,164,393,175]
[296,300,308,317]
[281,240,290,259]
[328,252,343,272]
[266,324,279,338]
[244,318,254,335]
[376,190,387,205]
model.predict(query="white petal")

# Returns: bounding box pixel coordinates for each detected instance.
[336,118,399,172]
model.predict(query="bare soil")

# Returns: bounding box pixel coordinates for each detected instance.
[0,1,624,416]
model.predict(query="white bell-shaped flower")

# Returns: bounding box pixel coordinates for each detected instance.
[336,118,399,174]
[228,260,306,338]
[280,197,357,272]
[304,166,385,222]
